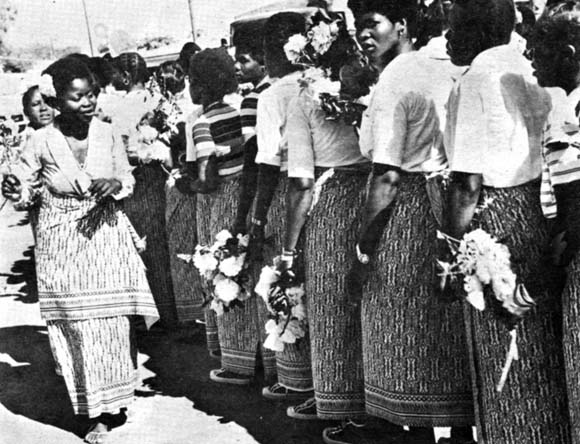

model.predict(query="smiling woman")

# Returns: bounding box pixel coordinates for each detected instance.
[1,55,159,444]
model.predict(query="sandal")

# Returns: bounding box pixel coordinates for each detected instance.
[84,423,110,444]
[209,368,251,385]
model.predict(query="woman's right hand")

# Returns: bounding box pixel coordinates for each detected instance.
[2,174,22,201]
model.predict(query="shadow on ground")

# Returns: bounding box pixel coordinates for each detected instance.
[1,245,39,303]
[137,326,333,444]
[0,325,82,436]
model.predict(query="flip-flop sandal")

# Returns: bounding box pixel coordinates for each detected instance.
[84,424,110,444]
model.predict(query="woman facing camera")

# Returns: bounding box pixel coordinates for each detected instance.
[1,57,158,444]
[443,0,571,442]
[530,2,580,443]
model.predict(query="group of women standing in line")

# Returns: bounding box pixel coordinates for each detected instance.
[5,0,580,443]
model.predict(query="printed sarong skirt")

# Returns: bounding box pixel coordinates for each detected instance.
[47,316,138,418]
[305,169,368,420]
[165,181,204,323]
[362,173,473,427]
[124,163,176,325]
[465,182,570,443]
[210,175,275,377]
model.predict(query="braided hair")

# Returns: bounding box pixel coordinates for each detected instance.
[114,52,150,87]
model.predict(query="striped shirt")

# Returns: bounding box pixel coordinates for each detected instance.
[188,102,245,177]
[241,78,272,140]
[540,87,580,219]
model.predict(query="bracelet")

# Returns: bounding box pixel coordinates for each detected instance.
[356,243,370,265]
[251,217,264,227]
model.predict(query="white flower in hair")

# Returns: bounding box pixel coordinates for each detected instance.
[308,22,336,56]
[284,34,308,63]
[38,74,57,99]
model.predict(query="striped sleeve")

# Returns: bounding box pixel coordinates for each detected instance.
[540,145,558,219]
[240,92,259,138]
[192,117,216,161]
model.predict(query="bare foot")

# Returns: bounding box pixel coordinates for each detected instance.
[84,421,109,444]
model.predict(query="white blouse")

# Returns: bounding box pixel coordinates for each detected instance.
[359,39,465,173]
[445,44,553,187]
[16,119,134,201]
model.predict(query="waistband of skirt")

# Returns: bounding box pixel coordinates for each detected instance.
[314,163,371,176]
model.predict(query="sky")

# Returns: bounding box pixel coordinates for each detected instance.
[5,0,350,55]
[6,0,194,53]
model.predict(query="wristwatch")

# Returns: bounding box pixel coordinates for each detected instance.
[356,244,370,265]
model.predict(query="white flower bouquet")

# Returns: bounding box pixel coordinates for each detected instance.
[436,229,534,317]
[255,259,308,352]
[436,228,536,392]
[178,229,250,315]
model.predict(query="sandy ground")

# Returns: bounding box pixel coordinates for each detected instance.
[0,204,336,444]
[0,203,456,444]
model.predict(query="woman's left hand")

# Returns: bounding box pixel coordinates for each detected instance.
[89,178,122,199]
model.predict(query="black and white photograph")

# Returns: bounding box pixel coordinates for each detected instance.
[0,0,574,443]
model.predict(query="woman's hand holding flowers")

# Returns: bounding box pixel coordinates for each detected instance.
[89,178,122,199]
[2,174,22,201]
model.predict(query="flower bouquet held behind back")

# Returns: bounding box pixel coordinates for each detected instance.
[178,230,251,315]
[436,228,535,392]
[255,257,308,352]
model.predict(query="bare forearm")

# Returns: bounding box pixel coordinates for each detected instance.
[235,137,259,227]
[358,169,400,255]
[252,163,281,225]
[284,179,313,251]
[444,172,482,238]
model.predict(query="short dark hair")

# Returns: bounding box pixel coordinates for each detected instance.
[178,41,202,72]
[189,48,238,101]
[42,56,95,106]
[263,12,307,73]
[233,30,265,65]
[22,85,39,116]
[447,0,515,66]
[114,52,150,84]
[350,0,418,37]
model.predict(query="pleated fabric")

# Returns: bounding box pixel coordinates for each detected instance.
[362,174,474,427]
[165,180,205,323]
[196,191,220,354]
[305,169,367,420]
[261,177,312,390]
[465,182,570,444]
[124,163,177,326]
[208,175,276,378]
[47,316,138,418]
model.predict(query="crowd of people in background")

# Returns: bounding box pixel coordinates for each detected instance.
[3,0,580,443]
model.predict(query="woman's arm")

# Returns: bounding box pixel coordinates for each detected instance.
[284,177,314,254]
[110,128,136,200]
[248,163,280,261]
[443,172,482,239]
[233,136,259,234]
[346,165,401,303]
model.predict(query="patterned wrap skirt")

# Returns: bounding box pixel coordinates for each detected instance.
[305,168,368,420]
[124,163,177,326]
[35,191,158,324]
[558,181,580,444]
[165,180,205,323]
[47,316,138,418]
[260,176,311,389]
[465,182,570,443]
[362,173,474,427]
[208,175,275,377]
[196,191,220,353]
[35,190,158,418]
